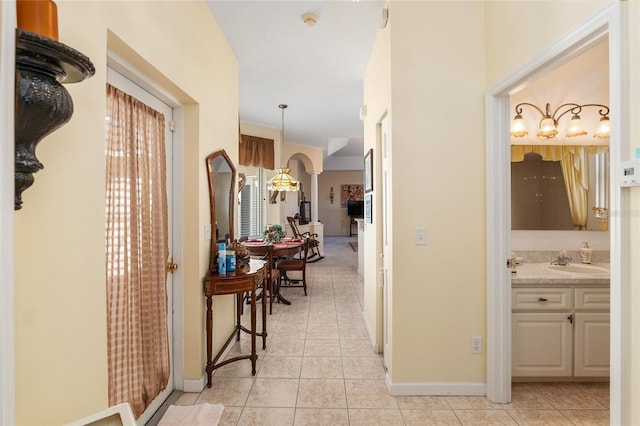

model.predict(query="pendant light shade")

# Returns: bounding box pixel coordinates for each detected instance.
[266,168,299,191]
[268,104,300,191]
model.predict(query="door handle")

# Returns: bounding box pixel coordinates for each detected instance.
[167,261,178,273]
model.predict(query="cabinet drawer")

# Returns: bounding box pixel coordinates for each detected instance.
[575,288,610,310]
[512,288,572,310]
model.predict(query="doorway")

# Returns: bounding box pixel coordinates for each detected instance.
[485,3,625,424]
[106,66,181,424]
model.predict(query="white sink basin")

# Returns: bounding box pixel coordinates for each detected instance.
[547,264,609,276]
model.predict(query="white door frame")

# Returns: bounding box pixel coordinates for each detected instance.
[380,115,390,371]
[485,3,626,424]
[0,1,16,425]
[107,53,186,395]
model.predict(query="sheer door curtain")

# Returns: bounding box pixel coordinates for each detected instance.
[105,84,169,418]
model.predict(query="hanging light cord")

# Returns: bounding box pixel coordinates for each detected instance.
[279,104,287,167]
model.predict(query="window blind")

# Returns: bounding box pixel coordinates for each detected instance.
[237,165,266,238]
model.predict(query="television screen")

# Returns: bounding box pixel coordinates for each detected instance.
[347,200,364,217]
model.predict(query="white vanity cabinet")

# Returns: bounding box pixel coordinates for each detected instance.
[512,286,609,378]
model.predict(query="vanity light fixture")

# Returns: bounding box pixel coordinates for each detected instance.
[510,102,610,139]
[267,104,300,192]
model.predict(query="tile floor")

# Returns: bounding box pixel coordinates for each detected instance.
[168,237,610,425]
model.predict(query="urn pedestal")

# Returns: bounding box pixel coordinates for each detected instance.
[14,29,95,210]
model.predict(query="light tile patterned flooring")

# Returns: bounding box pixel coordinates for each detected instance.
[172,237,610,425]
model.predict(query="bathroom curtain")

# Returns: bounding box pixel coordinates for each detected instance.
[511,145,597,229]
[559,148,589,229]
[105,84,170,418]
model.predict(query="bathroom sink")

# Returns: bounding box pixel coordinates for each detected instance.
[547,264,609,276]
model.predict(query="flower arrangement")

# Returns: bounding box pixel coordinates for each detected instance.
[264,223,285,243]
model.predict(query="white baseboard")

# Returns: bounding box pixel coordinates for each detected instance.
[385,374,487,396]
[183,375,206,393]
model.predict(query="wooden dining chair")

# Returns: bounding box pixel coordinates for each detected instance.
[286,216,323,263]
[274,237,310,296]
[246,244,277,315]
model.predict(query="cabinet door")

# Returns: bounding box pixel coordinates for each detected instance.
[512,313,573,377]
[574,313,610,377]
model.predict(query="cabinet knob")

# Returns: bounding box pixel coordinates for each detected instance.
[537,297,548,302]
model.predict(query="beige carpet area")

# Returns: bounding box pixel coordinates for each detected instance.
[158,403,224,425]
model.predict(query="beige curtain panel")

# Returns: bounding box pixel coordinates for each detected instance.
[105,84,170,418]
[240,134,275,169]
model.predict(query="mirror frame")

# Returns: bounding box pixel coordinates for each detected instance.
[206,149,236,272]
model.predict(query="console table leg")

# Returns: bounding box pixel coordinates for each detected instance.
[250,289,257,375]
[205,296,213,388]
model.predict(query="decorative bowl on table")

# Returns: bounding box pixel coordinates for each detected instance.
[227,239,250,265]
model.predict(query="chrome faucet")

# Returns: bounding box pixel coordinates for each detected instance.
[552,250,572,266]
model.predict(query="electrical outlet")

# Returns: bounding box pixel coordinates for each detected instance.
[471,336,482,354]
[204,224,212,240]
[415,227,426,245]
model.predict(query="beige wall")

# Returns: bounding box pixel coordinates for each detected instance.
[389,1,487,383]
[13,1,238,424]
[484,0,608,87]
[318,171,364,235]
[362,14,391,355]
[363,0,619,390]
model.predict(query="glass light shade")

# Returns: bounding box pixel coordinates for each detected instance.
[565,115,587,137]
[593,116,610,139]
[267,168,300,191]
[510,115,528,137]
[537,117,558,138]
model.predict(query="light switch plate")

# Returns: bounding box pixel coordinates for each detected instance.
[415,227,426,245]
[204,224,212,240]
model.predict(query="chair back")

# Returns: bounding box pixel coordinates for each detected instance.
[247,245,273,274]
[299,236,310,265]
[287,216,302,239]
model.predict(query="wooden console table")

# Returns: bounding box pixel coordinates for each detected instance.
[203,259,265,388]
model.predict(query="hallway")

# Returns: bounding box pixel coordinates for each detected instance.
[163,236,609,425]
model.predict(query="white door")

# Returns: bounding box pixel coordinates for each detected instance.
[380,116,391,370]
[107,68,175,424]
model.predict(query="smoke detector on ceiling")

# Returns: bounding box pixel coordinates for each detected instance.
[302,13,318,26]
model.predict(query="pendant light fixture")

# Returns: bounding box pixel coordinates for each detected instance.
[267,104,300,191]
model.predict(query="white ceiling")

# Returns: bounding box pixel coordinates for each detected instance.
[205,1,386,168]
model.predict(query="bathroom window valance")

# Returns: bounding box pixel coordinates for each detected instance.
[511,145,608,163]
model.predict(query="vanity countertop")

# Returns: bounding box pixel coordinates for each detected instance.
[511,262,610,286]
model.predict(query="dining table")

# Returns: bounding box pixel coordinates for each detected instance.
[243,238,305,306]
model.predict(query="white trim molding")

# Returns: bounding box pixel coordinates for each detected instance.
[183,376,206,394]
[485,3,625,424]
[1,2,16,424]
[387,377,486,397]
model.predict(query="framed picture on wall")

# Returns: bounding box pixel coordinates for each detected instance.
[365,193,372,224]
[364,149,373,193]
